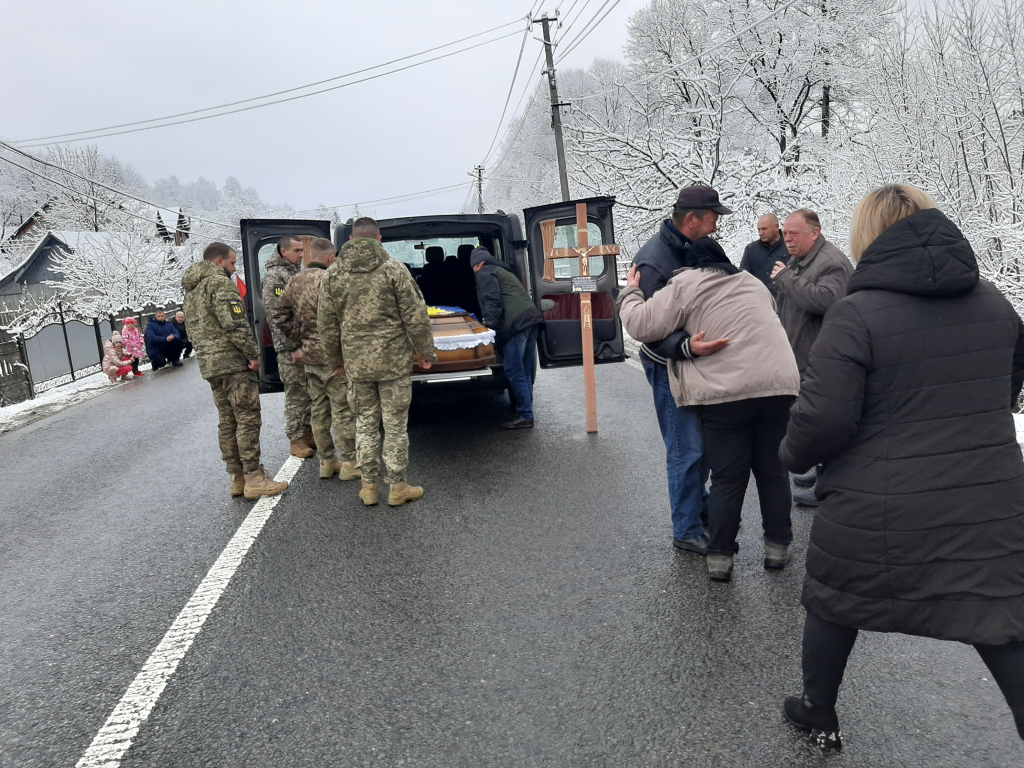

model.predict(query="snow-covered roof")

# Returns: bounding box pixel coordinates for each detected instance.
[0,231,64,285]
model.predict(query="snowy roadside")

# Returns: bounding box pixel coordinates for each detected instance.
[0,363,152,436]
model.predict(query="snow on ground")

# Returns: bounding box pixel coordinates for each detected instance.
[0,364,151,435]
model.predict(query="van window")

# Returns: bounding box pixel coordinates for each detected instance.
[257,242,278,285]
[552,222,604,278]
[384,238,480,267]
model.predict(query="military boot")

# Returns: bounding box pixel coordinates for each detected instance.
[243,467,289,500]
[320,459,341,479]
[230,473,245,497]
[290,438,314,458]
[338,461,361,481]
[359,481,379,506]
[388,482,424,507]
[300,428,316,452]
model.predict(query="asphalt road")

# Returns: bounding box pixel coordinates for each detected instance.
[2,355,1022,767]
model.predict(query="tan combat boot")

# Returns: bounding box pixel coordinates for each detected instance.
[230,473,245,497]
[290,438,314,458]
[359,481,379,506]
[243,467,289,500]
[338,461,361,481]
[388,482,424,507]
[320,459,341,479]
[300,428,316,451]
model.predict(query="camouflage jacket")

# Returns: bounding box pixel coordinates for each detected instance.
[319,238,437,381]
[271,262,330,365]
[262,252,301,352]
[182,261,258,380]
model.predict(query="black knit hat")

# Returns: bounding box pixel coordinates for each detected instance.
[469,247,492,267]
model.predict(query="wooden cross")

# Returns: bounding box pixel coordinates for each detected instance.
[541,202,621,433]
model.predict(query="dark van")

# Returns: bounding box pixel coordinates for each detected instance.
[239,196,625,394]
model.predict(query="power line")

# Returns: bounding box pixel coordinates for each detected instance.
[288,182,473,214]
[485,47,547,170]
[0,154,237,238]
[556,0,594,45]
[569,0,802,100]
[0,142,235,230]
[11,18,527,145]
[555,0,624,64]
[13,29,524,148]
[479,21,533,165]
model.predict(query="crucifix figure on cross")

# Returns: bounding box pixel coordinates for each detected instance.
[540,202,621,433]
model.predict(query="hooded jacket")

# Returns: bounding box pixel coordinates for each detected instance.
[102,340,130,379]
[471,250,543,348]
[781,208,1024,645]
[618,238,799,407]
[262,252,301,353]
[182,261,258,380]
[318,238,436,381]
[121,324,145,359]
[272,262,330,365]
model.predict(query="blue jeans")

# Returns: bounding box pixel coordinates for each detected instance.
[641,353,709,541]
[504,325,539,419]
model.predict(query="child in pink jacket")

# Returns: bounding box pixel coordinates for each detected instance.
[102,333,134,382]
[120,317,146,376]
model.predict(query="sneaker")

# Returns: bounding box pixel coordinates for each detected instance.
[707,554,734,581]
[792,467,817,488]
[133,371,145,377]
[793,486,819,507]
[672,532,710,555]
[501,416,534,429]
[763,536,791,570]
[171,360,183,367]
[783,696,842,750]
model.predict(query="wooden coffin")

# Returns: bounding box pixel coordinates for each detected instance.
[414,312,496,373]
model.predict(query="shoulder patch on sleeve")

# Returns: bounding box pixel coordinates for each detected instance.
[229,299,245,316]
[274,286,283,296]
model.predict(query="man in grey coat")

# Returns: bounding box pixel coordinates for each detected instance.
[771,209,853,507]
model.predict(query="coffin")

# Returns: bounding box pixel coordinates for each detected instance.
[415,309,496,373]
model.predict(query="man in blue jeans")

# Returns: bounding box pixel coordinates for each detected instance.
[471,247,544,429]
[632,186,732,554]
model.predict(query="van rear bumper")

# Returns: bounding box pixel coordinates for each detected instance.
[412,367,497,385]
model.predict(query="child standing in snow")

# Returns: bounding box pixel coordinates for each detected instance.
[102,333,134,382]
[120,317,145,377]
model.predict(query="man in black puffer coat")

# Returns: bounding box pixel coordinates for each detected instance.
[779,188,1024,748]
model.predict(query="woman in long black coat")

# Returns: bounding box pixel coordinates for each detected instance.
[780,184,1024,749]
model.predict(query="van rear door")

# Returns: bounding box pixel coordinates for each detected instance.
[522,197,625,368]
[240,218,332,391]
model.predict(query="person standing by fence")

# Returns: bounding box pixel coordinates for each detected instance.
[182,243,288,500]
[120,318,145,377]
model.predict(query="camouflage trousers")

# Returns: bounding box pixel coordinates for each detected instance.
[208,370,262,474]
[278,356,312,440]
[304,364,356,462]
[349,376,413,485]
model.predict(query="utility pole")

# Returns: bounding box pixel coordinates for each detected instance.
[473,165,485,214]
[534,14,571,202]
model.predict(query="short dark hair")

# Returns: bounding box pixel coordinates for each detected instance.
[309,237,336,261]
[791,208,821,230]
[671,207,712,227]
[352,217,380,238]
[203,242,234,262]
[277,235,302,255]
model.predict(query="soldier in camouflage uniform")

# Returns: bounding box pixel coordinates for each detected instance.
[182,243,288,500]
[263,235,314,458]
[318,217,437,507]
[272,237,359,482]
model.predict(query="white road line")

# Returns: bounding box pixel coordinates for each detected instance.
[624,357,644,372]
[75,456,305,768]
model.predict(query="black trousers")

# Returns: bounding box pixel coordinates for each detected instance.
[803,611,1024,738]
[697,395,794,555]
[149,339,184,370]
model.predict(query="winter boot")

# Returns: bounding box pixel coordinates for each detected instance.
[359,481,379,506]
[320,459,341,479]
[784,696,842,750]
[338,461,361,481]
[230,473,245,497]
[707,554,734,581]
[243,467,289,500]
[388,482,424,507]
[764,536,791,570]
[290,438,314,458]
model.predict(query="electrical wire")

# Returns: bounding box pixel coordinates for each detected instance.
[288,182,473,214]
[555,0,593,45]
[11,17,527,145]
[0,154,237,237]
[0,142,235,229]
[569,0,802,100]
[479,21,533,165]
[13,29,524,149]
[555,0,624,64]
[486,47,546,171]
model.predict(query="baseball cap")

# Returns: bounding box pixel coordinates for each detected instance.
[674,185,733,215]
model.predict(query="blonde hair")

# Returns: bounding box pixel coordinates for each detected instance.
[850,184,936,262]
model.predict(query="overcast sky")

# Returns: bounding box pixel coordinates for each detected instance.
[0,0,648,220]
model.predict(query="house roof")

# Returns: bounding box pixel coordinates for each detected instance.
[0,231,69,288]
